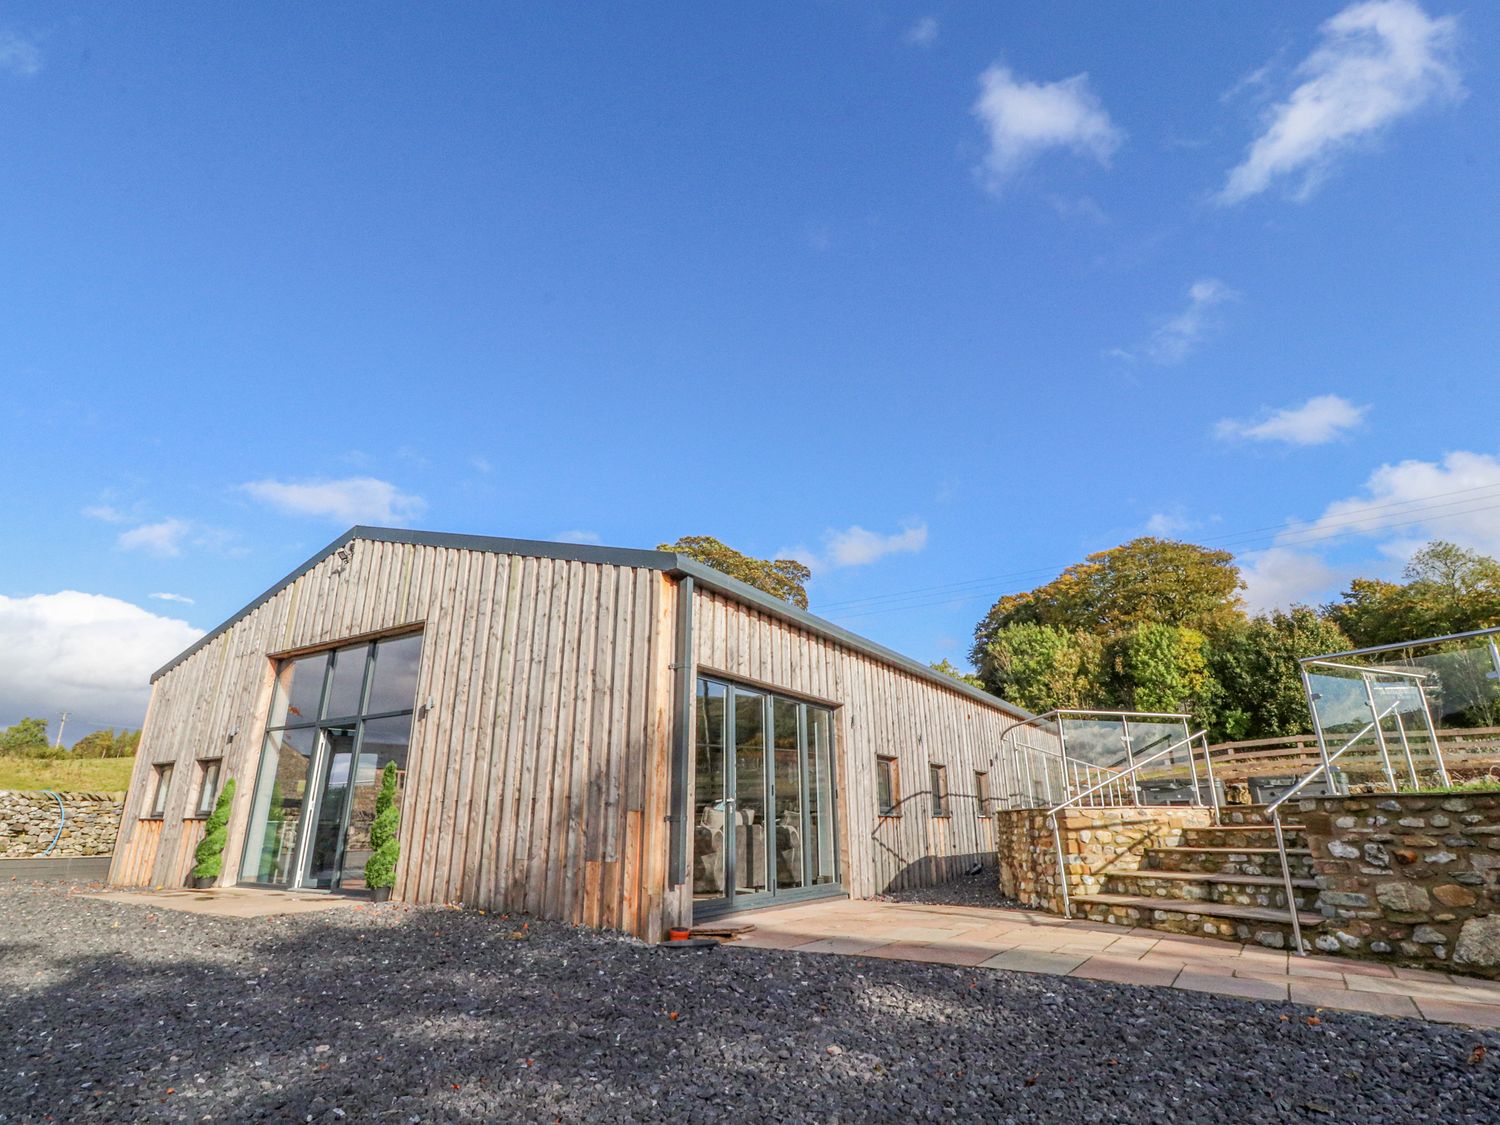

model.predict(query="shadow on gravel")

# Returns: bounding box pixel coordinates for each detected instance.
[3,890,1499,1123]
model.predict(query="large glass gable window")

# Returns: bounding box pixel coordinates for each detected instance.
[241,632,423,889]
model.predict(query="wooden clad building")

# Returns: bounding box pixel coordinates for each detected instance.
[111,527,1028,939]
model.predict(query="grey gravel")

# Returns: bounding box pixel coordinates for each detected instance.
[2,882,1497,1123]
[877,870,1021,910]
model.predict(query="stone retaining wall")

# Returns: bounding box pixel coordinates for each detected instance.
[1300,792,1500,978]
[994,806,1213,913]
[0,791,123,858]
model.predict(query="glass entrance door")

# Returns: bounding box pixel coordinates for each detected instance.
[692,676,840,914]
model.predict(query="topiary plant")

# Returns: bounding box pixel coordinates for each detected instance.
[365,762,400,894]
[192,777,236,883]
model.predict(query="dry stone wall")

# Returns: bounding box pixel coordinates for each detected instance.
[1300,792,1500,978]
[0,791,123,858]
[995,806,1213,913]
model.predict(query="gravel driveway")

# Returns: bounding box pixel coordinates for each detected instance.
[2,882,1497,1123]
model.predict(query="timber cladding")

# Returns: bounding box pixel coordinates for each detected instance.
[111,538,678,938]
[112,529,1023,939]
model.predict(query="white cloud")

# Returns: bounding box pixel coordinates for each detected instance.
[555,530,602,545]
[1145,512,1191,536]
[469,455,493,474]
[971,65,1123,192]
[0,30,41,78]
[904,17,939,48]
[0,592,203,730]
[1218,0,1462,205]
[808,523,928,570]
[242,477,426,525]
[1289,450,1500,559]
[83,504,131,525]
[1115,278,1236,365]
[1239,547,1352,613]
[117,518,192,558]
[149,592,195,605]
[1216,394,1369,445]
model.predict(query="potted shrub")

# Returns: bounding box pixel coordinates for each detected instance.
[190,777,236,890]
[366,762,400,902]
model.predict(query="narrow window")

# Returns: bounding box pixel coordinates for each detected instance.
[875,755,900,816]
[147,763,174,819]
[974,770,989,817]
[929,763,949,817]
[195,758,223,817]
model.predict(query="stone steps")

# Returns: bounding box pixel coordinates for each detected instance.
[1180,825,1305,849]
[1073,892,1323,948]
[1103,869,1319,911]
[1144,845,1316,879]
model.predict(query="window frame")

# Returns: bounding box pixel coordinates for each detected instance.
[145,763,174,820]
[875,755,900,817]
[929,762,950,818]
[190,757,223,819]
[974,769,989,817]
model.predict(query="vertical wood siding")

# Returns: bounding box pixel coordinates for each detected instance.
[690,588,1015,899]
[110,540,677,938]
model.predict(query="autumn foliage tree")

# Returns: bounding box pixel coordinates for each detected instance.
[658,535,812,609]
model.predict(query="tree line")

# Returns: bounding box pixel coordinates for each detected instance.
[0,717,141,760]
[966,538,1500,742]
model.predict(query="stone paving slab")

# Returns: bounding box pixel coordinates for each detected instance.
[725,897,1500,1030]
[87,886,358,918]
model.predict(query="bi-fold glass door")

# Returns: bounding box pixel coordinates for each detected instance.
[692,676,839,914]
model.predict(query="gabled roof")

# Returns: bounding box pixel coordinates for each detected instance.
[152,526,1028,719]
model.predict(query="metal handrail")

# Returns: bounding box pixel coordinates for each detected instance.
[1268,701,1401,954]
[1047,729,1209,919]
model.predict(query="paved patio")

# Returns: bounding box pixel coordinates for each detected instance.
[87,886,359,918]
[725,897,1500,1030]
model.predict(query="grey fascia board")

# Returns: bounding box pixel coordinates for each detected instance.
[667,557,1031,721]
[150,526,1031,722]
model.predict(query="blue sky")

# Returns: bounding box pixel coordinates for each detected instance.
[3,1,1498,734]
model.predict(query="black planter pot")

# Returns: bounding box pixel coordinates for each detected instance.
[370,886,392,903]
[192,875,215,890]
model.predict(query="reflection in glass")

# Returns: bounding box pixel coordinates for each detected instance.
[772,699,802,889]
[324,645,369,719]
[692,680,728,899]
[304,726,356,888]
[338,714,412,889]
[267,652,329,728]
[733,690,767,895]
[366,634,424,715]
[807,708,836,885]
[241,726,316,884]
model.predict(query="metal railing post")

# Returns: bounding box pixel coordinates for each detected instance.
[1301,665,1336,788]
[1392,709,1420,788]
[1361,674,1399,793]
[1198,735,1221,824]
[1272,811,1304,955]
[1051,813,1072,919]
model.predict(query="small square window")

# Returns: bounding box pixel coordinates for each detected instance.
[194,758,223,818]
[974,770,989,816]
[147,763,174,819]
[875,756,900,816]
[929,763,949,817]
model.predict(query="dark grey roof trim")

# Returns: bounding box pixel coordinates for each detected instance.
[150,526,1030,719]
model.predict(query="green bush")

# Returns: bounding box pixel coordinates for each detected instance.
[366,762,400,890]
[192,777,236,881]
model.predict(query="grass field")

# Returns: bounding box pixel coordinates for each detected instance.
[0,756,134,793]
